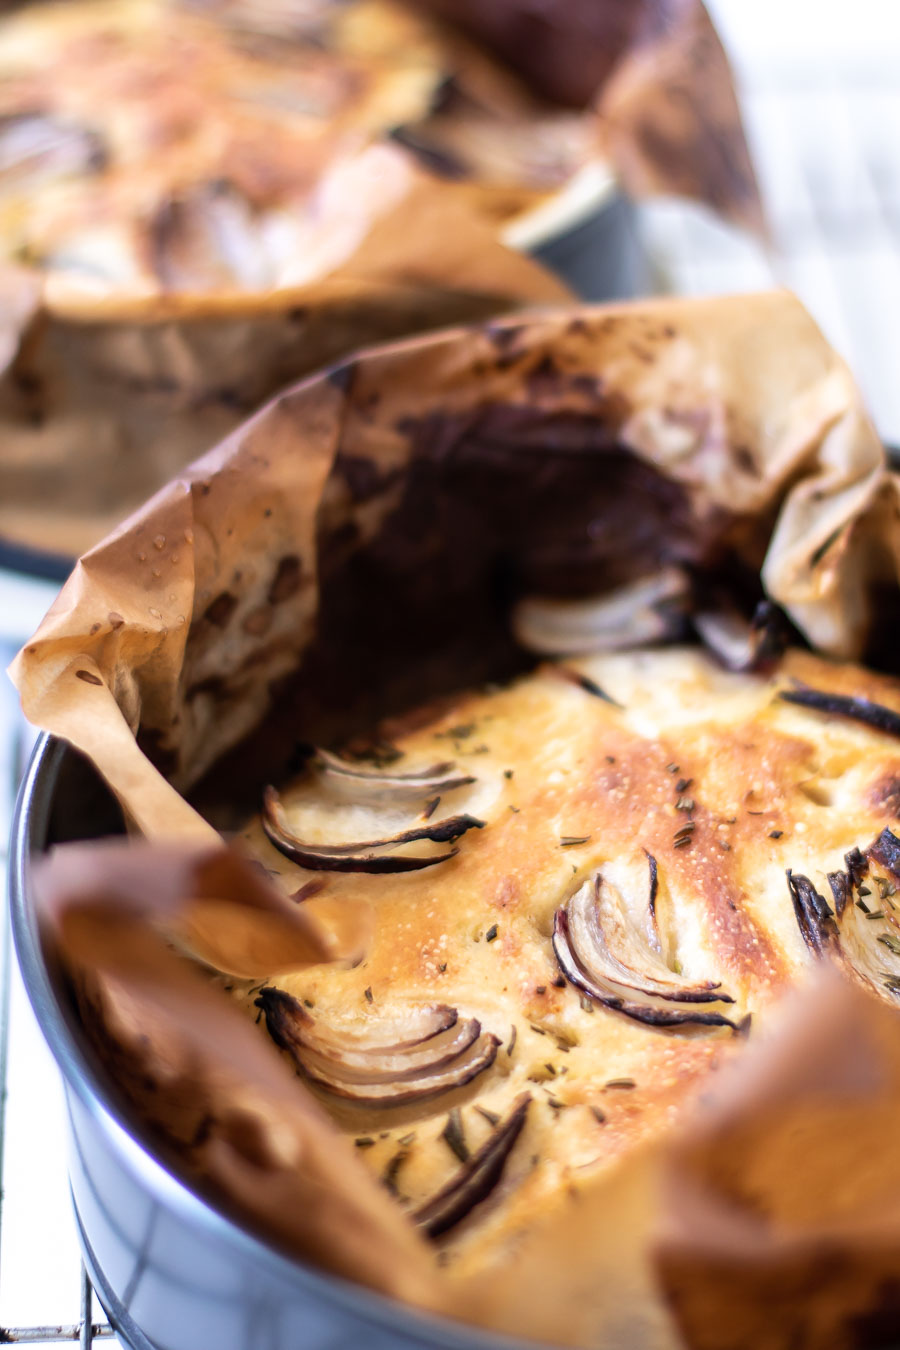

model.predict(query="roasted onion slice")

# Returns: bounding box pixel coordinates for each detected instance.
[256,988,499,1106]
[313,749,476,799]
[552,872,737,1030]
[414,1094,532,1239]
[693,600,787,673]
[788,828,900,1002]
[262,786,483,873]
[513,568,689,656]
[778,684,900,740]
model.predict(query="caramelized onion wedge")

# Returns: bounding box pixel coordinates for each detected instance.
[297,1020,484,1083]
[314,749,475,798]
[257,988,499,1104]
[552,874,737,1031]
[788,835,900,1002]
[787,870,840,957]
[566,875,730,1003]
[553,910,736,1030]
[513,568,689,656]
[414,1094,532,1239]
[262,787,482,873]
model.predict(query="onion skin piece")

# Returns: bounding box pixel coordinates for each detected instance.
[261,787,482,873]
[256,987,499,1105]
[779,685,900,739]
[299,1035,500,1105]
[787,853,899,1001]
[414,1094,532,1239]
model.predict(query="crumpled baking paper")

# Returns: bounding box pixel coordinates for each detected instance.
[12,290,900,1348]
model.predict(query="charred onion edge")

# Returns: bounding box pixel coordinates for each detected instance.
[262,787,481,872]
[315,748,476,794]
[300,1035,500,1105]
[256,988,500,1104]
[551,907,737,1031]
[786,869,839,956]
[845,846,869,889]
[869,827,900,879]
[778,685,900,739]
[413,1094,532,1239]
[644,850,659,921]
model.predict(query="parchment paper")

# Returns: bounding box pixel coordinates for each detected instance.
[12,291,900,1348]
[33,840,439,1305]
[407,0,763,233]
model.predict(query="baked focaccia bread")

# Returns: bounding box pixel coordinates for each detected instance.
[0,0,594,295]
[235,644,900,1272]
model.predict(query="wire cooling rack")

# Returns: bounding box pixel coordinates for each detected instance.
[1,4,899,1346]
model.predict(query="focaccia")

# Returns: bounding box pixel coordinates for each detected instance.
[0,0,592,295]
[234,644,900,1273]
[0,0,444,292]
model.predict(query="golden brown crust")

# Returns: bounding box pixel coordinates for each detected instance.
[233,645,900,1269]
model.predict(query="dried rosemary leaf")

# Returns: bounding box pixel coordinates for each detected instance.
[441,1108,469,1163]
[475,1106,501,1127]
[382,1149,410,1195]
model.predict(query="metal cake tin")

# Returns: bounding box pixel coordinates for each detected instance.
[9,734,554,1350]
